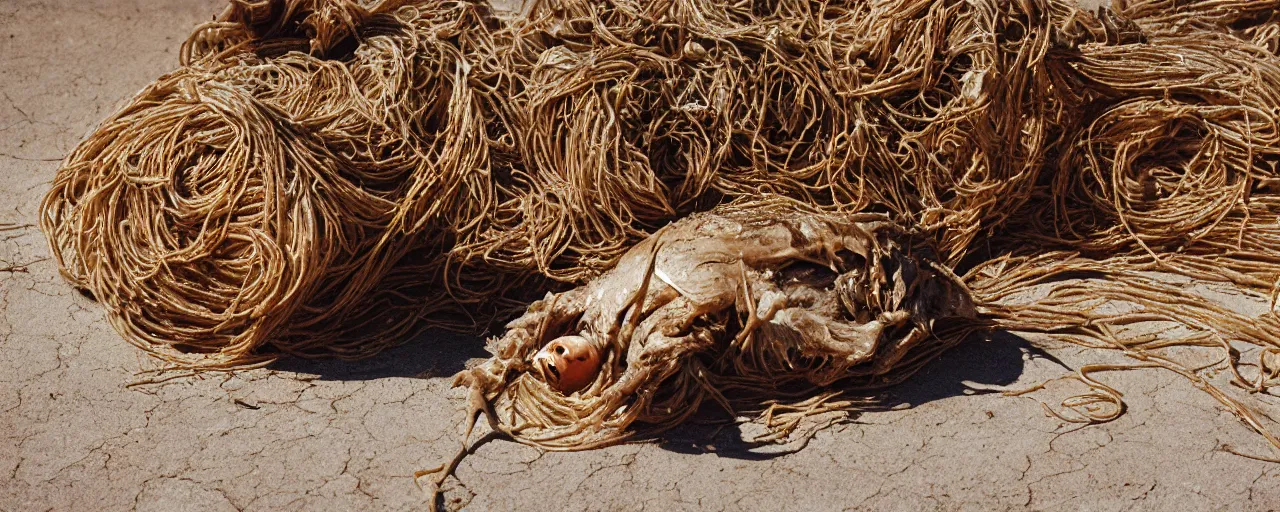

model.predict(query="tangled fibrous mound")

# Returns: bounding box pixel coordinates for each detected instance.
[41,0,522,366]
[38,0,1280,470]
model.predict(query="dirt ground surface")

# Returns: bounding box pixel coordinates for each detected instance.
[3,1,1280,510]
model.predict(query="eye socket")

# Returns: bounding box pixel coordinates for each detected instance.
[577,356,587,361]
[554,345,565,355]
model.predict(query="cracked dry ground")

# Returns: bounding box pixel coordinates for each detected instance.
[2,1,1279,510]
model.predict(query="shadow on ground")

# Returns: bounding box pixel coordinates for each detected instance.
[272,326,1059,461]
[658,331,1055,459]
[270,327,490,381]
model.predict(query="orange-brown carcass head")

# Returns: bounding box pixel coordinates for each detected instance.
[531,335,603,394]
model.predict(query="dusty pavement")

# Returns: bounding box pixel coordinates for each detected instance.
[2,1,1279,510]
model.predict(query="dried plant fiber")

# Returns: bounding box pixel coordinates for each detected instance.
[38,0,1280,470]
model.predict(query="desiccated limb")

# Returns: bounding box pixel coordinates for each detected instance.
[417,379,510,510]
[613,239,663,347]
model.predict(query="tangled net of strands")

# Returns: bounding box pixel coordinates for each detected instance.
[38,0,1280,492]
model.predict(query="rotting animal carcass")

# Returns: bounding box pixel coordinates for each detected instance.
[420,196,983,491]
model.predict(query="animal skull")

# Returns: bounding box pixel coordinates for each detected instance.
[532,335,602,394]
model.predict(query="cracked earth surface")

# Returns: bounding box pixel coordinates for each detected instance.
[2,1,1279,510]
